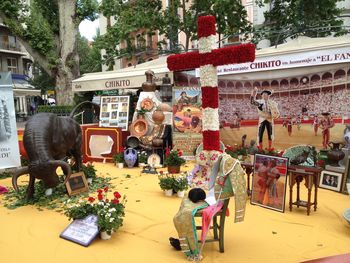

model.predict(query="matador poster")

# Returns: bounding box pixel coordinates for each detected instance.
[172,86,202,157]
[0,72,21,169]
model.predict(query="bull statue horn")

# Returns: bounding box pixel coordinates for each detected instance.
[49,160,72,184]
[12,166,29,192]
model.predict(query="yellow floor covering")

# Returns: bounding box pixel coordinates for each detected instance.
[1,162,350,263]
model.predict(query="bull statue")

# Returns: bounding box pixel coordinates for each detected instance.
[12,101,99,200]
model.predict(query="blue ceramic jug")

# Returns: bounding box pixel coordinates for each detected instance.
[124,148,137,168]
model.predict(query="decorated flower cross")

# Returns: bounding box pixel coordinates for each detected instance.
[167,16,255,153]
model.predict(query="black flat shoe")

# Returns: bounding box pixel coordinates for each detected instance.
[169,237,181,251]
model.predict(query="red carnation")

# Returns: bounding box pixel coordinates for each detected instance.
[113,191,121,199]
[104,187,109,192]
[112,198,119,204]
[178,151,183,157]
[97,194,103,201]
[97,189,103,194]
[88,197,95,203]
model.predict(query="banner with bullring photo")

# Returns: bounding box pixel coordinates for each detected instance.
[0,72,21,169]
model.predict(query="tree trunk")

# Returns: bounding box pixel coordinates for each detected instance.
[56,0,80,105]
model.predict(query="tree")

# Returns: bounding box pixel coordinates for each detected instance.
[0,0,98,105]
[161,0,252,52]
[98,0,164,69]
[79,34,102,75]
[256,0,347,45]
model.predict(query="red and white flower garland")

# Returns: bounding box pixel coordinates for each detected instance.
[167,15,256,153]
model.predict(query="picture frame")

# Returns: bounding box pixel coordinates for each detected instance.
[65,172,89,196]
[99,95,130,131]
[319,170,343,192]
[60,215,99,247]
[342,156,350,194]
[251,154,289,213]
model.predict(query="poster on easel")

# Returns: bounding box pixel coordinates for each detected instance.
[0,72,21,169]
[99,95,130,131]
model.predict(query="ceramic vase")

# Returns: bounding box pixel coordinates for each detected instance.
[100,231,111,240]
[124,148,137,168]
[164,189,173,196]
[177,191,185,198]
[327,142,345,167]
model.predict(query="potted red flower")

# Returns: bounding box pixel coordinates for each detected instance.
[164,149,186,174]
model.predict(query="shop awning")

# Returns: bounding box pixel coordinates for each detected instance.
[72,56,172,93]
[13,83,41,96]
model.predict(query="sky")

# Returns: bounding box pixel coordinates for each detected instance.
[79,19,100,41]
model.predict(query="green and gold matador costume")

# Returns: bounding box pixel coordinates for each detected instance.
[173,153,247,259]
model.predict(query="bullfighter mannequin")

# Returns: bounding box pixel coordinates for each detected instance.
[250,87,280,150]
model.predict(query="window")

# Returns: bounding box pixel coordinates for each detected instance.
[7,57,18,73]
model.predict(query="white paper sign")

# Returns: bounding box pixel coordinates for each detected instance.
[0,72,21,169]
[60,215,99,247]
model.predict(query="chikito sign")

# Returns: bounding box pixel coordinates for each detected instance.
[195,46,350,77]
[105,79,131,88]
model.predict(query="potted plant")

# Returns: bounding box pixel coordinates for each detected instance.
[113,153,124,168]
[64,187,126,240]
[158,171,175,196]
[138,151,148,167]
[164,149,186,174]
[173,175,189,198]
[81,162,97,184]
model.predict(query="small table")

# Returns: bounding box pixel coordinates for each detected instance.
[241,162,254,196]
[288,165,323,215]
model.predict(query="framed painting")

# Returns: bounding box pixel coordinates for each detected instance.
[251,154,289,212]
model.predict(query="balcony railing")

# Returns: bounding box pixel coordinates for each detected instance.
[0,41,21,52]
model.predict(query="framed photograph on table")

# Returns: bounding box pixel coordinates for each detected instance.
[251,154,289,213]
[320,170,343,192]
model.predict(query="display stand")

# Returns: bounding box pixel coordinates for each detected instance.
[288,165,323,215]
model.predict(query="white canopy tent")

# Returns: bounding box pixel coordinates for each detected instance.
[72,55,172,93]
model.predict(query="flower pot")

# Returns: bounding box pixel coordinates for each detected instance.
[164,189,173,197]
[177,190,185,198]
[117,163,124,169]
[87,178,93,184]
[168,166,180,174]
[100,231,111,240]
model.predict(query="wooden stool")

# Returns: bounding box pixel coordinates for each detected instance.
[288,165,322,215]
[194,199,230,253]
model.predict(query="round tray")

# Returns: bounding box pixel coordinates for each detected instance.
[148,153,161,167]
[140,98,154,111]
[129,118,149,138]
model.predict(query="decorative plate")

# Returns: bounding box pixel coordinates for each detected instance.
[140,98,154,111]
[147,153,161,167]
[129,118,148,138]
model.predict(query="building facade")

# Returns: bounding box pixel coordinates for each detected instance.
[0,20,40,119]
